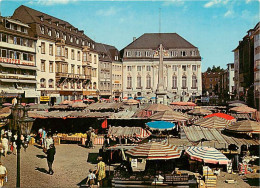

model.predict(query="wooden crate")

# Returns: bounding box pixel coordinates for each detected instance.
[204,175,217,188]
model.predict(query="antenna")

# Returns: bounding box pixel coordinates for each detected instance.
[159,8,161,33]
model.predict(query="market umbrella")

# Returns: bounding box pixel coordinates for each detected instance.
[188,108,212,116]
[204,113,235,121]
[29,104,50,111]
[149,110,190,121]
[146,121,176,130]
[125,142,182,160]
[225,120,260,134]
[229,103,247,107]
[145,104,172,112]
[124,99,140,105]
[71,102,88,108]
[61,100,74,105]
[0,107,11,119]
[170,102,196,106]
[230,106,257,114]
[228,100,246,105]
[194,116,231,129]
[185,146,230,164]
[2,103,12,106]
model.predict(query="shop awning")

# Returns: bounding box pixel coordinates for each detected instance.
[17,64,38,70]
[0,63,19,68]
[0,79,19,83]
[18,80,37,84]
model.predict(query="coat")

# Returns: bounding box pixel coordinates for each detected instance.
[47,146,56,162]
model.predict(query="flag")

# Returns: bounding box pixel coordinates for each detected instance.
[101,119,107,129]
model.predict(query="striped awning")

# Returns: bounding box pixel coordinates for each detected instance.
[230,106,257,114]
[194,116,231,129]
[108,126,151,141]
[125,142,182,160]
[149,110,190,121]
[226,120,260,134]
[188,108,212,115]
[145,104,172,112]
[185,146,230,164]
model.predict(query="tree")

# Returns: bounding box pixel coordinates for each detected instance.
[206,67,212,72]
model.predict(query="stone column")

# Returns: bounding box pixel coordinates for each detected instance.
[197,64,202,95]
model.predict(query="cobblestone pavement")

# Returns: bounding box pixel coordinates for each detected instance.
[1,144,102,188]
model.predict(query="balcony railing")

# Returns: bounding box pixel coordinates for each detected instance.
[56,72,68,77]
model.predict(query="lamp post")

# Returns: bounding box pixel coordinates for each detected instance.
[9,95,35,187]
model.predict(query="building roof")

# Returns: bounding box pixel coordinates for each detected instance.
[95,43,120,62]
[12,5,94,47]
[123,33,197,50]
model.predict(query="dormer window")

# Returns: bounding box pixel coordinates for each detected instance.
[49,20,51,24]
[75,29,77,33]
[70,28,72,31]
[70,36,73,43]
[88,43,91,47]
[40,16,44,21]
[48,29,52,36]
[145,51,150,57]
[115,56,118,61]
[56,22,59,26]
[40,26,45,34]
[76,38,79,44]
[92,44,95,49]
[135,51,141,57]
[126,51,131,57]
[56,32,60,38]
[171,51,177,57]
[181,51,186,57]
[63,34,67,40]
[82,41,85,46]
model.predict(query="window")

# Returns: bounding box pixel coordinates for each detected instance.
[146,75,151,89]
[77,51,80,61]
[28,54,34,61]
[65,48,68,58]
[182,65,186,71]
[82,41,85,46]
[40,16,44,21]
[1,49,7,57]
[40,78,46,88]
[210,78,213,82]
[16,52,21,59]
[41,42,45,54]
[63,34,67,41]
[10,51,14,59]
[182,76,187,88]
[94,55,97,64]
[191,51,197,56]
[76,38,79,44]
[172,65,177,71]
[146,65,151,71]
[49,61,53,73]
[215,78,218,81]
[22,39,28,46]
[77,65,80,74]
[145,51,150,57]
[127,66,132,71]
[1,34,7,42]
[56,31,60,38]
[41,60,45,72]
[48,79,54,88]
[135,51,141,57]
[126,51,131,57]
[181,51,186,56]
[192,76,197,88]
[83,52,87,62]
[28,40,33,48]
[40,26,44,34]
[49,44,53,56]
[137,66,142,71]
[48,29,52,36]
[70,36,73,43]
[57,46,61,56]
[71,49,75,60]
[171,51,177,57]
[137,76,142,88]
[16,37,21,45]
[71,65,75,74]
[172,76,177,88]
[192,65,196,71]
[127,76,132,88]
[23,53,28,61]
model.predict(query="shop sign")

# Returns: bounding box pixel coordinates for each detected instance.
[0,57,34,66]
[131,159,137,168]
[40,96,50,101]
[25,91,41,98]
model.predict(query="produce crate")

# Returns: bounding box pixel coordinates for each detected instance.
[204,175,217,188]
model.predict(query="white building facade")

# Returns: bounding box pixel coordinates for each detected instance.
[121,33,202,102]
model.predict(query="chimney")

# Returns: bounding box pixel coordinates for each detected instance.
[133,37,136,41]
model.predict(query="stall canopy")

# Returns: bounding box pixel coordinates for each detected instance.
[108,126,151,142]
[125,142,182,160]
[146,121,176,130]
[194,116,231,129]
[188,108,212,116]
[124,99,139,105]
[170,102,196,106]
[230,106,257,114]
[0,107,11,119]
[145,104,172,112]
[149,110,190,121]
[204,113,235,121]
[185,146,230,165]
[225,120,260,134]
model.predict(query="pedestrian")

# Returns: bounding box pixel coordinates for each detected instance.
[46,144,56,175]
[7,130,12,151]
[1,135,8,157]
[12,133,17,155]
[42,127,47,147]
[44,133,54,152]
[86,169,96,188]
[38,128,43,145]
[96,157,106,187]
[0,162,7,188]
[90,130,95,149]
[86,128,92,148]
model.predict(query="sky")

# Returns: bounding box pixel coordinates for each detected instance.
[0,0,259,71]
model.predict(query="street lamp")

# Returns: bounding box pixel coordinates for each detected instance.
[9,95,35,187]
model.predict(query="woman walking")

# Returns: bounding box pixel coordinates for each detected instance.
[96,157,106,187]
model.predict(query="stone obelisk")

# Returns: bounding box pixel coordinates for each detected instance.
[155,44,167,104]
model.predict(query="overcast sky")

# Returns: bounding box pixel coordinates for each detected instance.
[1,0,259,71]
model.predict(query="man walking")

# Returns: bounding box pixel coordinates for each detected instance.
[0,162,7,187]
[47,144,56,175]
